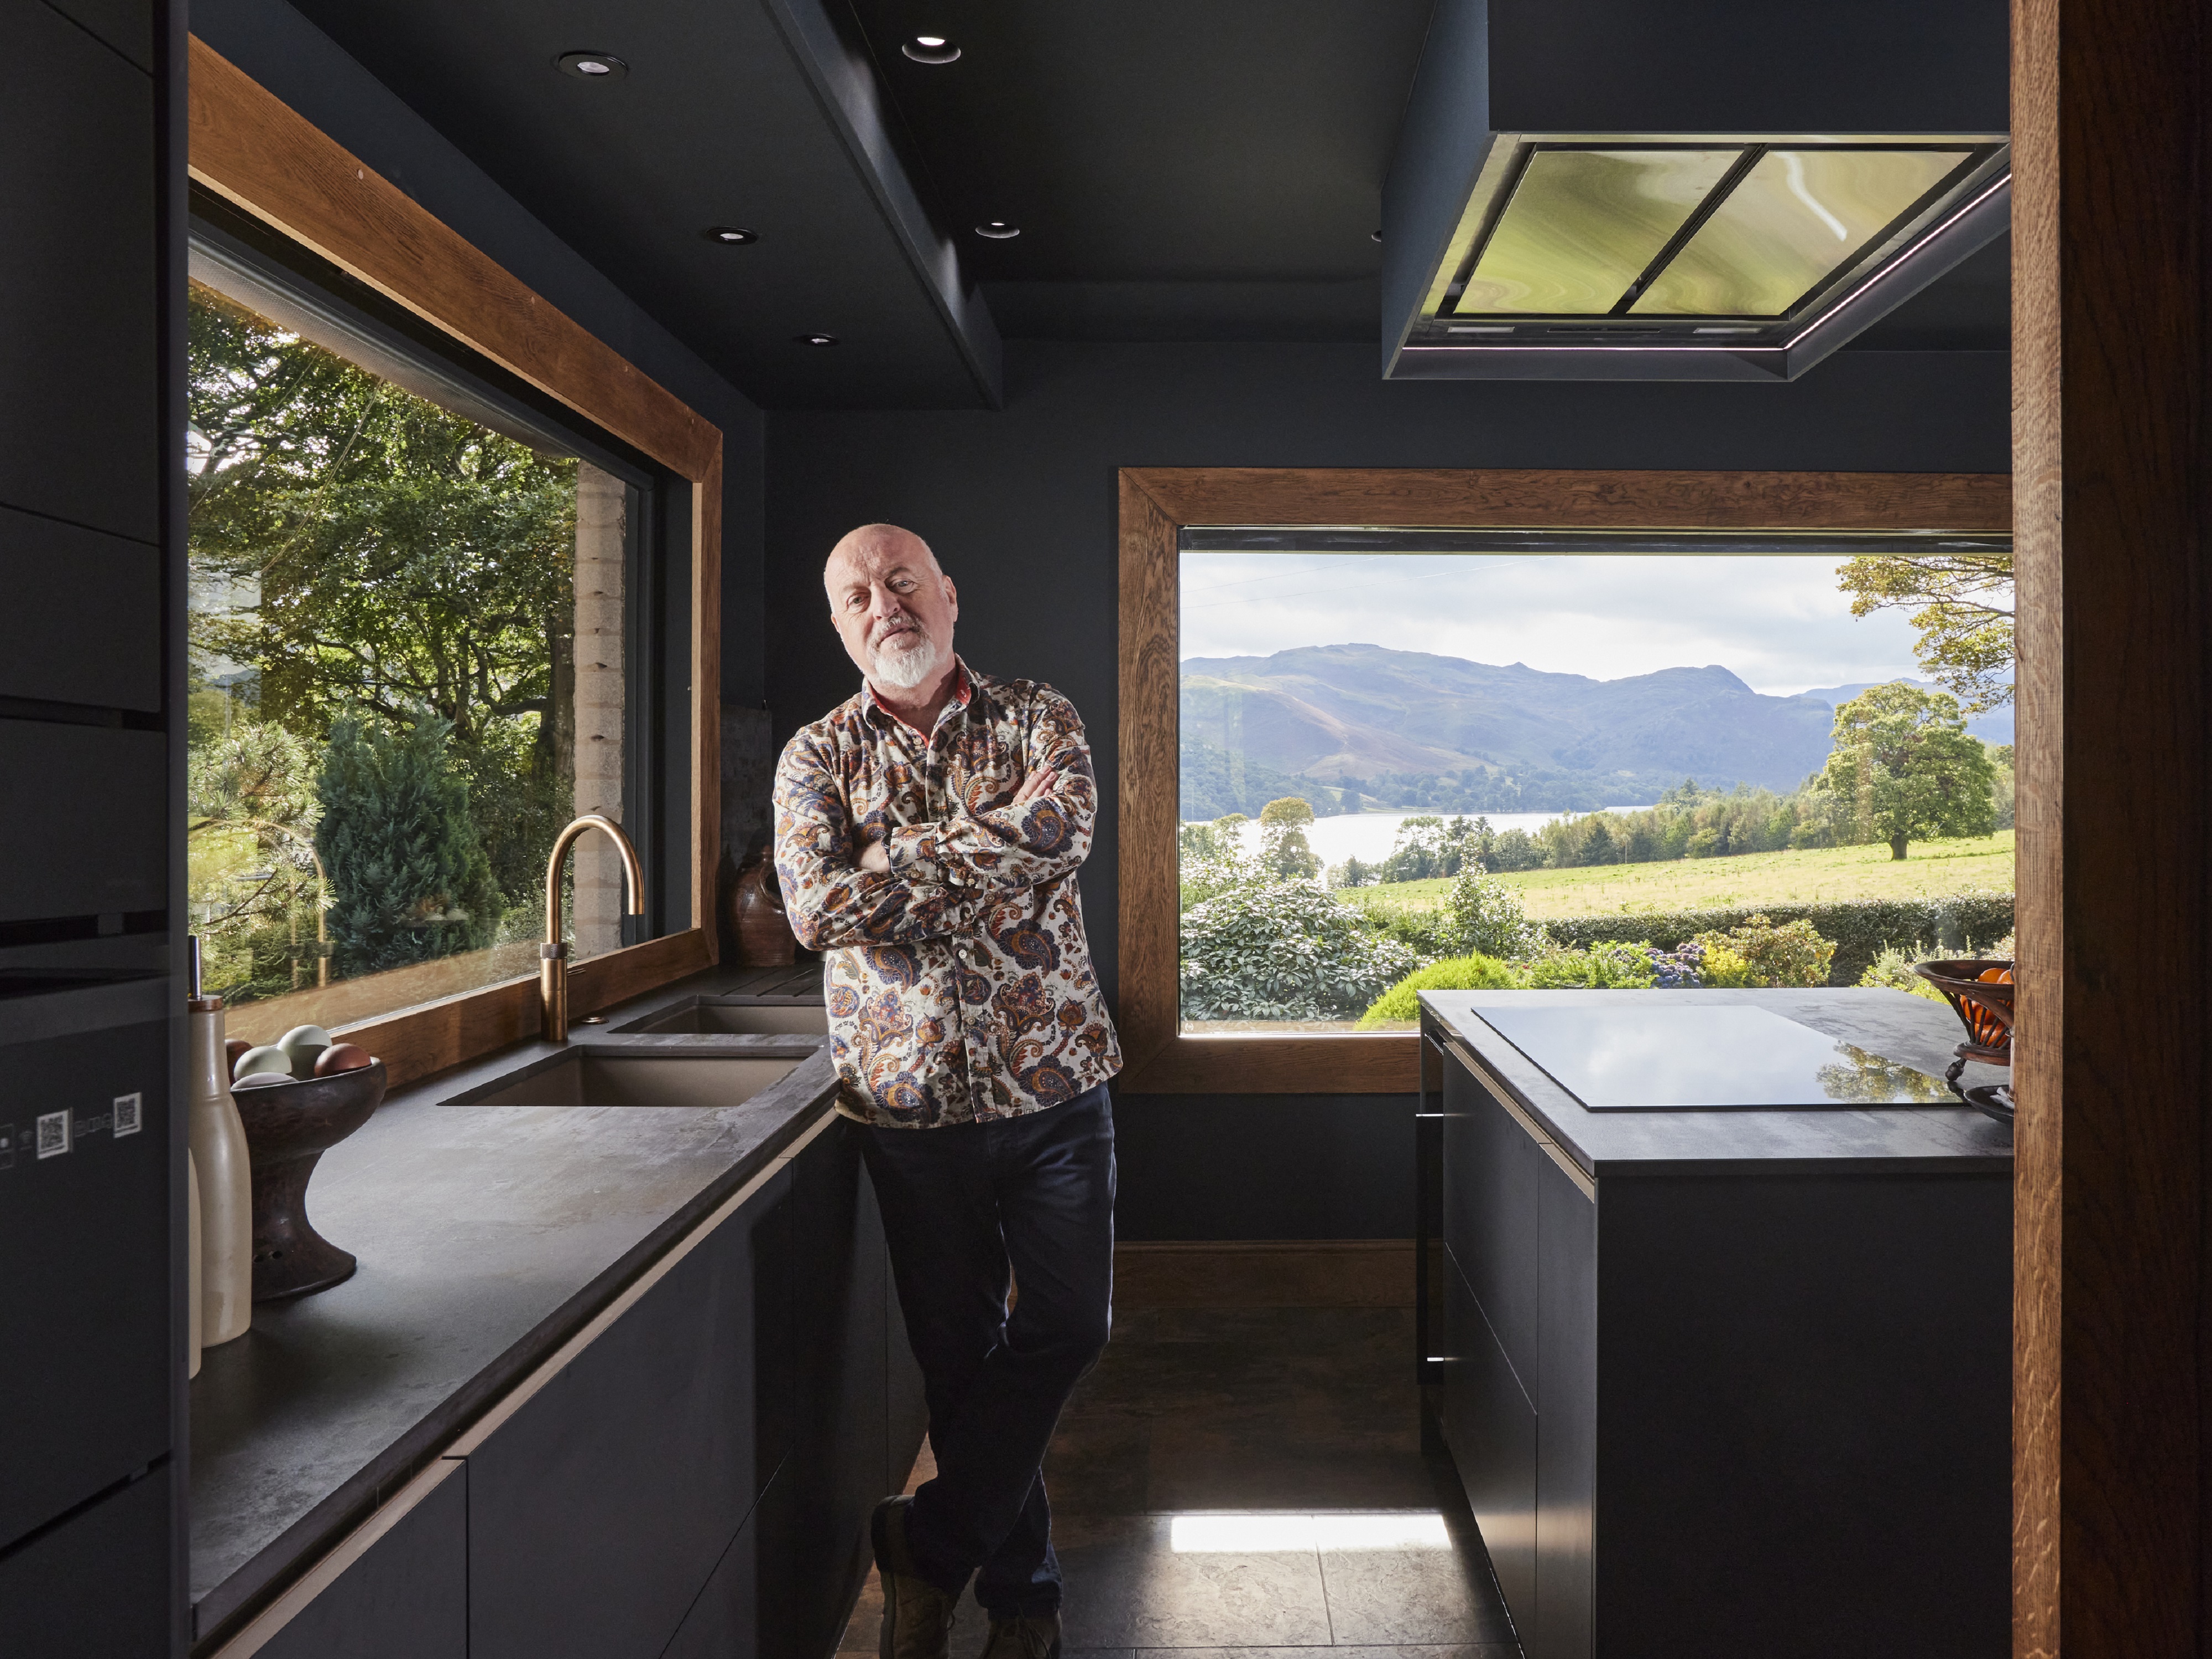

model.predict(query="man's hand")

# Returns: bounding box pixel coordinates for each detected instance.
[855,768,1058,875]
[1012,766,1058,807]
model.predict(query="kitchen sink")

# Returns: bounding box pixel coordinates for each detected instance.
[446,1051,807,1108]
[615,997,830,1037]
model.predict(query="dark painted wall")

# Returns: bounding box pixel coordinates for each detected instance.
[762,340,2011,1238]
[189,0,770,706]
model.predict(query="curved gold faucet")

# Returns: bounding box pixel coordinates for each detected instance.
[541,813,645,1041]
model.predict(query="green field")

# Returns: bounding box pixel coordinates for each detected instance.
[1348,830,2014,920]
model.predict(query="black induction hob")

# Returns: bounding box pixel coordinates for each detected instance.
[1476,1003,1952,1110]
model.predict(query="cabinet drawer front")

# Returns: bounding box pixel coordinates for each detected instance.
[1442,1250,1537,1627]
[1532,1149,1597,1659]
[252,1462,467,1659]
[1442,1053,1543,1391]
[0,722,165,922]
[466,1164,795,1659]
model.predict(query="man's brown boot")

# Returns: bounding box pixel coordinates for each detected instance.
[873,1496,957,1659]
[978,1611,1063,1658]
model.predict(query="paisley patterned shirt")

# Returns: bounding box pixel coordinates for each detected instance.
[773,660,1120,1128]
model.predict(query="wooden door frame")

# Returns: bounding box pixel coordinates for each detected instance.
[1117,465,2013,1095]
[186,39,724,1086]
[2010,0,2212,1645]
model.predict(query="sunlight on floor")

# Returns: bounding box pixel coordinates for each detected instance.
[1167,1511,1452,1552]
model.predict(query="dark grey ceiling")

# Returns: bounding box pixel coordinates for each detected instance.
[846,0,1433,341]
[282,0,2007,411]
[288,0,1003,410]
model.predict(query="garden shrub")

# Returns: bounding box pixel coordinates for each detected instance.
[1357,953,1520,1026]
[1691,914,1836,988]
[1857,943,1947,1002]
[1520,940,1658,989]
[1536,890,2012,987]
[1180,881,1418,1021]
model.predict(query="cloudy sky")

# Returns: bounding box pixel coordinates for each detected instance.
[1180,552,1944,697]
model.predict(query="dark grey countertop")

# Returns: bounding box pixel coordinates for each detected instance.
[188,963,837,1644]
[1421,987,2015,1178]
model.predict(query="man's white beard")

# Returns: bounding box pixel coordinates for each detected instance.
[869,627,946,692]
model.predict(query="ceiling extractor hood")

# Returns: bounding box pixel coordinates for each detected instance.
[1379,0,2010,382]
[1389,133,2007,380]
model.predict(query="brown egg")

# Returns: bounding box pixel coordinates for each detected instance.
[233,1070,293,1089]
[315,1043,374,1076]
[226,1037,252,1070]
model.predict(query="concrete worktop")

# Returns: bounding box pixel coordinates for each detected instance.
[1421,987,2016,1178]
[187,963,835,1644]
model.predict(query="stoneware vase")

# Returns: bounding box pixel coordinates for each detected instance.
[233,1059,387,1301]
[726,850,797,967]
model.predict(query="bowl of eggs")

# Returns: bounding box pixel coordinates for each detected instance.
[227,1025,385,1302]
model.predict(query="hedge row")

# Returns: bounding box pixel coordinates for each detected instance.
[1536,890,2013,987]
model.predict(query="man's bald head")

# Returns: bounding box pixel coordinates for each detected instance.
[825,523,942,587]
[823,522,959,696]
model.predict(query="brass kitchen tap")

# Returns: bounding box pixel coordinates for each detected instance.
[541,814,645,1041]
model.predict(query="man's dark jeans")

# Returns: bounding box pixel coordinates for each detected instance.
[859,1083,1115,1617]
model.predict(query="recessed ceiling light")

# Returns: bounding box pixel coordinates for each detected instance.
[556,51,628,80]
[703,226,758,244]
[796,333,840,347]
[974,221,1020,239]
[902,36,961,63]
[1372,230,1383,243]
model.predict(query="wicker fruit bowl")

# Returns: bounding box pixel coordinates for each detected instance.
[1912,959,2015,1106]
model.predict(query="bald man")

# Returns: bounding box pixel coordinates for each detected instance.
[773,525,1120,1659]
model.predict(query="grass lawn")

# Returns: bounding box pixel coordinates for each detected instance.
[1347,830,2014,920]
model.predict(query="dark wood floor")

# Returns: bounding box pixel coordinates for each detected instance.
[837,1285,1520,1657]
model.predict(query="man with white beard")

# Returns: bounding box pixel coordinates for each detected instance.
[773,524,1119,1659]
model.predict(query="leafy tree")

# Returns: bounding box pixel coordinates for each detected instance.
[316,715,500,976]
[1177,814,1256,911]
[1256,796,1323,881]
[1443,870,1536,959]
[187,284,577,905]
[1838,550,2014,712]
[1817,685,1996,859]
[186,713,330,1000]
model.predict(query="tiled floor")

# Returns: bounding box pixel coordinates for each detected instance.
[837,1304,1520,1658]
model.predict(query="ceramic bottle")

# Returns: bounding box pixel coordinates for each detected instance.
[187,1147,204,1378]
[187,987,253,1345]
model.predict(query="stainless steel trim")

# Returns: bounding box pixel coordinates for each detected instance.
[1438,1030,1598,1199]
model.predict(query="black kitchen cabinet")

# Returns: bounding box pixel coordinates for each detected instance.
[1427,1007,2010,1659]
[0,1467,174,1659]
[254,1462,467,1659]
[786,1117,896,1657]
[0,721,168,922]
[465,1160,797,1659]
[0,1011,171,1549]
[0,0,161,546]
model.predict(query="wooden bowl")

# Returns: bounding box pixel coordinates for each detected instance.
[231,1059,386,1302]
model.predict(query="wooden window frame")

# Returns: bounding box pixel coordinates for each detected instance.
[187,39,724,1088]
[1117,465,2013,1095]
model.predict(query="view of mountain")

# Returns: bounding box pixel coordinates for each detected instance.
[1180,644,1927,818]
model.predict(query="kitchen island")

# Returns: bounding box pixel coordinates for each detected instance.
[187,963,921,1659]
[1419,988,2012,1659]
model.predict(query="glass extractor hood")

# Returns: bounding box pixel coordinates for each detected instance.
[1390,133,2008,381]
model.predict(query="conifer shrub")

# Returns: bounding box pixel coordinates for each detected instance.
[316,714,499,977]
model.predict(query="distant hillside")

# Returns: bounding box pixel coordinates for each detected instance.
[1799,679,2014,747]
[1180,643,1838,815]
